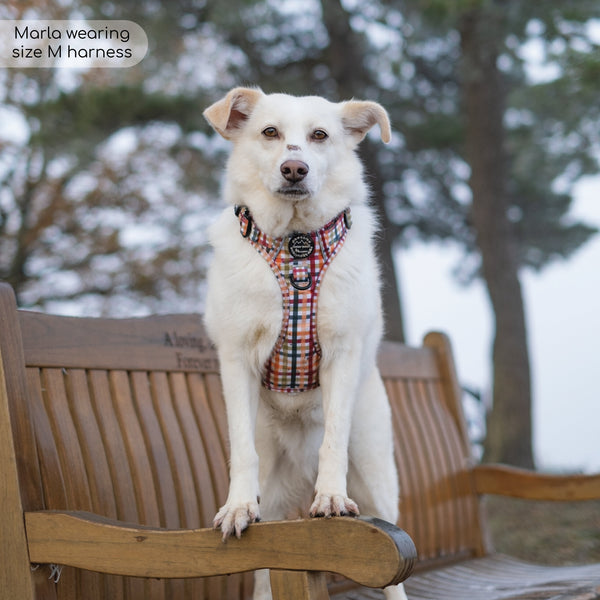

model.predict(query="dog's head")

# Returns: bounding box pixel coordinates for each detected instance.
[204,87,390,231]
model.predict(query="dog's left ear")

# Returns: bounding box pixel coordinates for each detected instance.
[341,101,391,144]
[203,87,264,140]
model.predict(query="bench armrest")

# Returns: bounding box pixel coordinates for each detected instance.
[472,464,600,501]
[25,511,416,588]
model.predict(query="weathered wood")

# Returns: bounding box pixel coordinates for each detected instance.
[19,309,219,373]
[402,555,600,600]
[25,511,415,586]
[384,344,485,563]
[423,331,490,558]
[0,356,35,600]
[377,341,439,379]
[270,571,329,600]
[332,556,600,599]
[2,281,600,600]
[473,464,600,501]
[423,332,471,457]
[0,283,44,512]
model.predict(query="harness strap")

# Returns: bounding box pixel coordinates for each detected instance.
[235,205,351,393]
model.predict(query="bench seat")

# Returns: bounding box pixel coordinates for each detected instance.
[333,556,600,599]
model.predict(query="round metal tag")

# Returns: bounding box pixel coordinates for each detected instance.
[288,233,315,259]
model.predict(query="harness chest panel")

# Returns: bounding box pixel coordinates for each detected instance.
[237,207,351,393]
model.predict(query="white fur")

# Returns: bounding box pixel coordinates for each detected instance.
[203,88,407,600]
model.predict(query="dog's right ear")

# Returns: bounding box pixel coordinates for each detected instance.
[203,87,264,140]
[341,100,391,145]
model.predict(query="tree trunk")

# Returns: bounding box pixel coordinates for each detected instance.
[460,7,534,468]
[321,0,406,342]
[360,143,406,342]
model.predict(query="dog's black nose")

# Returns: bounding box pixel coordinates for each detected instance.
[280,160,309,183]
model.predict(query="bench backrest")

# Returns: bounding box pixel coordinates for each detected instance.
[380,336,486,567]
[0,283,485,600]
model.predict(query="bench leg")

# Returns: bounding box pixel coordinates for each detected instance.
[269,570,329,600]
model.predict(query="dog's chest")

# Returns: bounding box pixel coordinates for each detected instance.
[236,207,350,392]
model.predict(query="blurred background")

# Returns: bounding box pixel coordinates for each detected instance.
[1,0,599,474]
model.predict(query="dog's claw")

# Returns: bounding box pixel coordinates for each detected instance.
[213,501,260,540]
[309,494,360,518]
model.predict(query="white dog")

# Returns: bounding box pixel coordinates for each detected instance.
[203,87,406,600]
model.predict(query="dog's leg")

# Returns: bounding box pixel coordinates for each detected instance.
[251,472,288,600]
[309,348,361,518]
[384,584,409,600]
[213,356,261,539]
[253,570,272,600]
[253,410,321,600]
[251,418,283,600]
[348,369,399,519]
[309,358,412,600]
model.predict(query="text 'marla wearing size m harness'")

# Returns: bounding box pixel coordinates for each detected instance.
[236,205,352,393]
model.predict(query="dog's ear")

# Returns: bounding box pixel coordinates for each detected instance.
[341,101,391,144]
[203,87,264,140]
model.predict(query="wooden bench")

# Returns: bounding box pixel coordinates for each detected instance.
[1,280,599,600]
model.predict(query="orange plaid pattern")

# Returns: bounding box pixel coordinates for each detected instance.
[237,206,351,393]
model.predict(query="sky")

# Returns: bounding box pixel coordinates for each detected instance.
[397,175,600,473]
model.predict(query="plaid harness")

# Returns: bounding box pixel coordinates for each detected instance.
[236,206,351,393]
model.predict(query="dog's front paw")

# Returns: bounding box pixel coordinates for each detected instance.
[213,500,260,540]
[309,493,360,518]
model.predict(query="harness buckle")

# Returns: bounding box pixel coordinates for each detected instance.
[235,205,253,238]
[344,208,352,230]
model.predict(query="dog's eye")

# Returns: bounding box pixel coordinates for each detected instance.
[262,127,279,139]
[312,129,328,141]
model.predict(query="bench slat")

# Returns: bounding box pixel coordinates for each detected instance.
[19,311,219,373]
[377,341,439,379]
